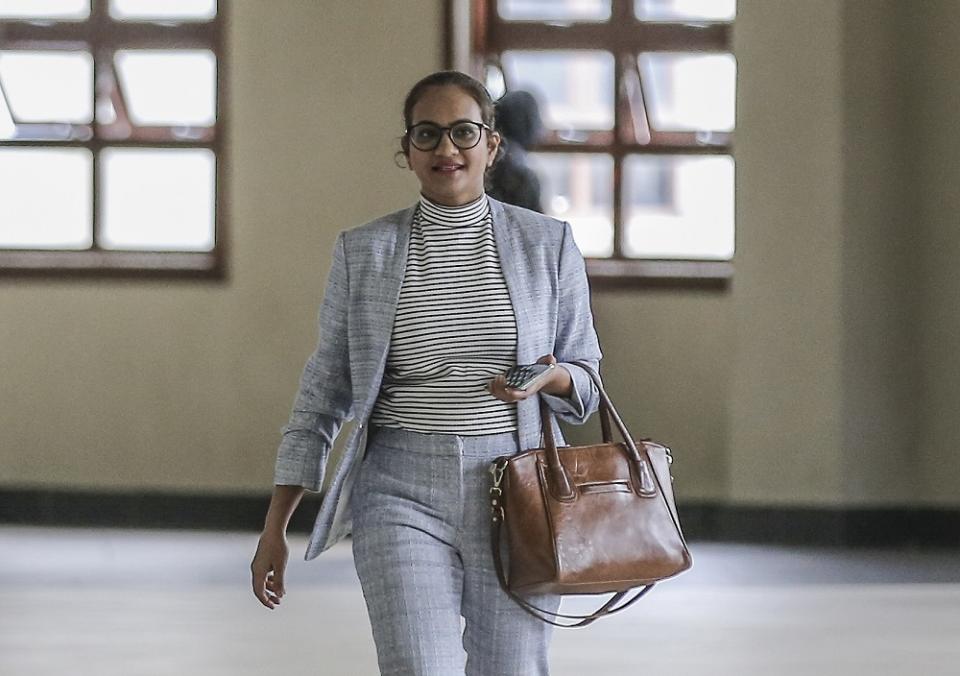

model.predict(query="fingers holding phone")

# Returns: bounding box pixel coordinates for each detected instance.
[487,359,557,402]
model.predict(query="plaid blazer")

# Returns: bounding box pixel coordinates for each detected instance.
[274,197,603,560]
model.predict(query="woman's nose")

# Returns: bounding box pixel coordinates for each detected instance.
[434,133,459,156]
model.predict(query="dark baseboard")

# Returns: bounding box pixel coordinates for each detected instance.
[679,502,960,548]
[1,487,958,547]
[0,487,320,534]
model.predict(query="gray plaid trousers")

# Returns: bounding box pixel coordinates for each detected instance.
[351,426,560,676]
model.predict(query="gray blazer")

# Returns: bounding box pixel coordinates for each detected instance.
[274,197,603,560]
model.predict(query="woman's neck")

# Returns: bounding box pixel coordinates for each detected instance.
[419,192,485,208]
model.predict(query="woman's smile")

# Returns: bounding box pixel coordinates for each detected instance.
[432,161,465,174]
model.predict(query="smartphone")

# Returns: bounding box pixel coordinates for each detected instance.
[504,363,556,390]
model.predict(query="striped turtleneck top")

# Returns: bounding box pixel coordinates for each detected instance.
[369,194,519,435]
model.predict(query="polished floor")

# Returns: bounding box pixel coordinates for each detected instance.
[1,525,958,675]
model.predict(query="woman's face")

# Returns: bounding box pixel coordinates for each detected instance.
[406,85,500,206]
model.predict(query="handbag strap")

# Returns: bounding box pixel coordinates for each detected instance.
[490,509,655,628]
[538,363,646,502]
[566,360,644,464]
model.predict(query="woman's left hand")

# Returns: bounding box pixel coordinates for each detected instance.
[487,354,573,402]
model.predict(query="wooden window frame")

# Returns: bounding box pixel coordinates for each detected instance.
[448,0,734,285]
[0,0,228,279]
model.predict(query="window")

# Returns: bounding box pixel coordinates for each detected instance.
[455,0,735,280]
[0,0,225,276]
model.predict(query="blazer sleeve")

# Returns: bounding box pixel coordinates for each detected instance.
[540,221,603,424]
[273,233,354,491]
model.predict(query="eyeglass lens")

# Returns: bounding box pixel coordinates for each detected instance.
[409,122,483,151]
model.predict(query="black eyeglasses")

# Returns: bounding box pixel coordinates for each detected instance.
[406,121,491,151]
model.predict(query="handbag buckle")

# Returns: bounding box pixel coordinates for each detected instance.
[490,458,508,489]
[489,458,508,522]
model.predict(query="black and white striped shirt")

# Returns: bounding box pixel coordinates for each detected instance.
[369,194,518,435]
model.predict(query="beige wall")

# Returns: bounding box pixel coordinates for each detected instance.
[728,0,847,505]
[0,1,440,493]
[578,288,734,503]
[911,1,960,504]
[2,0,959,509]
[839,0,919,504]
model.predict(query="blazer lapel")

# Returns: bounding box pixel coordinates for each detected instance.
[490,198,537,365]
[490,198,544,450]
[352,206,414,415]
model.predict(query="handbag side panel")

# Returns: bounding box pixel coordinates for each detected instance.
[643,440,690,545]
[502,450,559,591]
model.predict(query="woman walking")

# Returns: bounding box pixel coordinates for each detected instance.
[251,70,603,676]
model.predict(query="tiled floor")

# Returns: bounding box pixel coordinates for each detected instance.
[1,526,958,675]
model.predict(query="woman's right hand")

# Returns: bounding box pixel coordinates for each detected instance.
[251,529,289,609]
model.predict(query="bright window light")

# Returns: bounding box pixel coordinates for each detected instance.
[502,51,615,132]
[529,152,614,257]
[0,148,92,249]
[109,0,216,21]
[639,52,736,132]
[0,0,89,20]
[0,51,94,123]
[115,50,216,127]
[624,154,734,259]
[0,94,15,139]
[499,0,611,22]
[635,0,736,22]
[100,147,215,251]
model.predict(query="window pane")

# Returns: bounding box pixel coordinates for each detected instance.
[0,0,89,20]
[114,50,216,127]
[502,51,614,133]
[635,0,736,22]
[109,0,216,21]
[0,51,93,123]
[499,0,611,22]
[0,91,14,139]
[100,148,215,251]
[528,153,613,257]
[0,148,92,249]
[623,154,734,259]
[638,52,735,133]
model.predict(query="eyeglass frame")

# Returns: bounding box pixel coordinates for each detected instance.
[405,120,494,151]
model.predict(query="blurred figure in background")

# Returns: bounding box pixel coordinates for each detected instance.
[488,90,544,213]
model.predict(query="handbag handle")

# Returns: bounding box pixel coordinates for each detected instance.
[543,361,689,540]
[569,360,645,463]
[539,361,648,500]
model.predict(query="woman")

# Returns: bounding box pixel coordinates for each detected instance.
[251,70,602,676]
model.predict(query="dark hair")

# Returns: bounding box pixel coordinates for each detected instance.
[398,70,497,159]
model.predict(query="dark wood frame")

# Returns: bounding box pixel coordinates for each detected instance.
[0,0,228,279]
[449,0,735,283]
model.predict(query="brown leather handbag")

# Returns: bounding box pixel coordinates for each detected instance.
[489,361,692,626]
